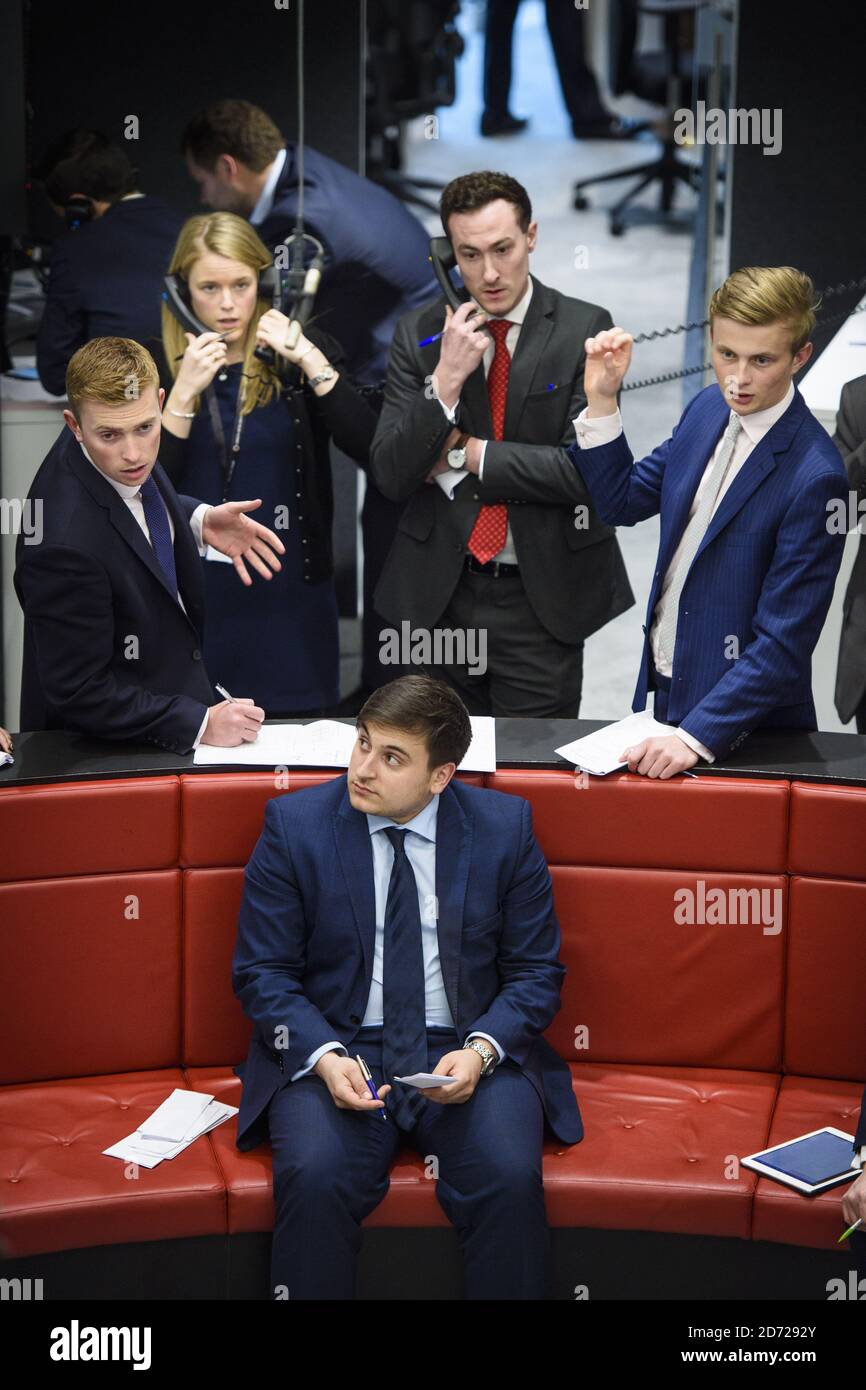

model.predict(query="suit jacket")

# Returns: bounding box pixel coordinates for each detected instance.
[255,144,438,383]
[231,775,582,1150]
[855,1088,865,1152]
[14,428,216,751]
[367,275,635,646]
[833,375,866,724]
[569,384,849,757]
[36,195,184,396]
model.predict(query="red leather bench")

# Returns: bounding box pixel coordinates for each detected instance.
[1,769,863,1295]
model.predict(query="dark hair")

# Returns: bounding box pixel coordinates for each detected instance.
[439,171,532,237]
[40,131,137,205]
[358,676,472,770]
[181,99,284,174]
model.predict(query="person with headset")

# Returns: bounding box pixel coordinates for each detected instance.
[154,212,378,717]
[35,129,182,395]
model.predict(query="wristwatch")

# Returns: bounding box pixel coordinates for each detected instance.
[447,431,471,469]
[308,366,337,387]
[464,1038,497,1076]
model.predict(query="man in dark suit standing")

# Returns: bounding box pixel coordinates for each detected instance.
[232,674,581,1300]
[833,375,866,732]
[368,171,633,717]
[36,133,182,395]
[181,99,439,701]
[15,337,285,752]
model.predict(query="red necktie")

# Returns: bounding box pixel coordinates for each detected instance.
[467,319,512,564]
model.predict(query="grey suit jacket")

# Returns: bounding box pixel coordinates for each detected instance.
[833,374,866,724]
[368,275,634,645]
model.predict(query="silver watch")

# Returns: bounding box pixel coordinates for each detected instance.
[447,431,470,469]
[308,366,336,387]
[464,1039,496,1076]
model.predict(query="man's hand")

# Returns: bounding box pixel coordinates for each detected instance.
[314,1052,392,1113]
[621,735,699,779]
[583,327,633,416]
[841,1171,866,1228]
[201,697,265,747]
[434,302,489,407]
[423,1047,484,1104]
[201,499,286,586]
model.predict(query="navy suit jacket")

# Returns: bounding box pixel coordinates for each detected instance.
[568,384,849,757]
[231,775,582,1150]
[255,145,437,382]
[36,195,184,396]
[14,428,216,750]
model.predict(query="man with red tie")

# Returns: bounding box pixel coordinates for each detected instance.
[369,171,633,717]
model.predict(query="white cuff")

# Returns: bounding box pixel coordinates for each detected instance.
[431,373,459,422]
[477,440,488,476]
[852,1146,866,1170]
[190,503,211,556]
[676,726,715,763]
[573,404,622,448]
[465,1032,505,1064]
[291,1040,347,1082]
[435,468,469,499]
[192,709,209,749]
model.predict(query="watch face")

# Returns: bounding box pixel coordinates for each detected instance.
[447,449,466,469]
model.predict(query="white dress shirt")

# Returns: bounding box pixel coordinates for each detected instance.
[572,383,796,762]
[248,146,287,228]
[79,442,212,747]
[292,792,504,1081]
[430,277,535,566]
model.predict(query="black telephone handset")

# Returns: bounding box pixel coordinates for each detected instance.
[162,274,213,339]
[429,236,471,312]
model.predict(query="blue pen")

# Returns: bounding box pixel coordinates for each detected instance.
[356,1054,388,1121]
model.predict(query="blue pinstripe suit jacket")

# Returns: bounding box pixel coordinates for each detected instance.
[567,384,849,757]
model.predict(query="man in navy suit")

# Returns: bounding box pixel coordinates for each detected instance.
[36,133,183,396]
[231,674,580,1300]
[182,99,439,699]
[15,336,285,751]
[567,265,849,777]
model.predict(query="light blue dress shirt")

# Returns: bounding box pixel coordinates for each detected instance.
[291,793,504,1080]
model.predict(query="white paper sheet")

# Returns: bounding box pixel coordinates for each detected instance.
[192,715,497,771]
[555,711,680,776]
[393,1073,459,1089]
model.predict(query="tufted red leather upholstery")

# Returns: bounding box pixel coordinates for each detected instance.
[0,770,862,1259]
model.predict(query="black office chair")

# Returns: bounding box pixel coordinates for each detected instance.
[573,0,713,237]
[366,0,464,214]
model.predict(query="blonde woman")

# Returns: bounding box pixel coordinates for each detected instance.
[154,212,377,716]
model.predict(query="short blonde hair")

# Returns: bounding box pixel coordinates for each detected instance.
[66,337,161,419]
[708,266,820,354]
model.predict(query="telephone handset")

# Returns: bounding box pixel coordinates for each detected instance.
[428,237,489,339]
[162,273,213,339]
[429,236,471,312]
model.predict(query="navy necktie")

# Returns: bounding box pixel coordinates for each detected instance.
[381,826,429,1129]
[140,474,178,597]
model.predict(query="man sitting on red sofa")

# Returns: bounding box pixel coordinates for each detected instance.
[231,674,581,1300]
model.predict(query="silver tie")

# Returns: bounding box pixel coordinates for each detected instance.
[656,413,744,667]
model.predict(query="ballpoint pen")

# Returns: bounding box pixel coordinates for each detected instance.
[356,1054,387,1121]
[837,1216,863,1244]
[215,684,235,702]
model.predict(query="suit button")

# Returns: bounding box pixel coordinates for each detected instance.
[192,649,201,660]
[350,1014,360,1025]
[473,493,479,501]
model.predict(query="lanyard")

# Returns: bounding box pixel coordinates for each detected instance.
[204,375,246,501]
